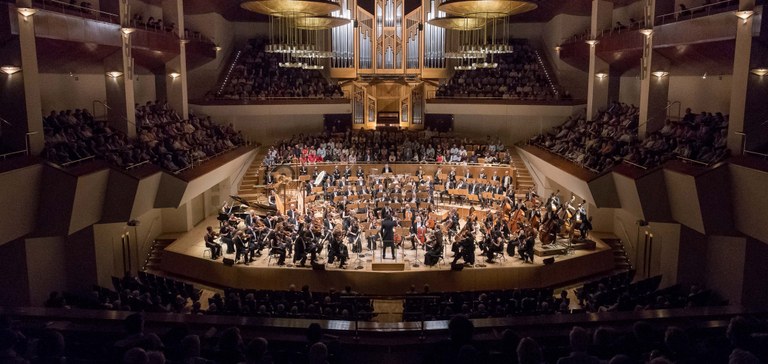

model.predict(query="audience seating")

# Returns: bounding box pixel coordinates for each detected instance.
[40,102,245,172]
[216,38,344,100]
[435,40,560,100]
[530,102,729,172]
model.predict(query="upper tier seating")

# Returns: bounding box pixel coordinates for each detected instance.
[217,38,344,100]
[41,102,244,172]
[530,102,729,172]
[435,41,560,100]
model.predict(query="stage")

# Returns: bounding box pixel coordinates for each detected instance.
[160,216,615,295]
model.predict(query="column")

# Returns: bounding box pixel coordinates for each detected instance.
[163,0,188,119]
[585,0,613,119]
[0,1,44,154]
[727,0,765,155]
[104,0,137,138]
[638,0,670,137]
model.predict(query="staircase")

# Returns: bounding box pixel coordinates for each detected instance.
[142,238,176,271]
[509,150,535,191]
[236,149,271,202]
[602,237,633,274]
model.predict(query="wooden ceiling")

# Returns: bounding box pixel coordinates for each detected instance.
[172,0,640,23]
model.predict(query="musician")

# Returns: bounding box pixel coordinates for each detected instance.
[219,221,235,254]
[448,167,457,183]
[356,166,365,179]
[344,165,352,178]
[577,201,592,240]
[380,213,398,260]
[410,215,426,250]
[299,164,308,176]
[520,231,535,263]
[451,228,475,266]
[269,234,287,266]
[294,226,310,266]
[463,168,472,180]
[332,166,341,181]
[286,204,297,221]
[382,163,393,174]
[484,236,504,263]
[424,233,442,266]
[416,166,424,180]
[268,190,277,207]
[204,226,221,260]
[433,167,442,184]
[234,230,250,265]
[327,230,348,269]
[479,168,487,180]
[312,166,320,179]
[348,219,362,253]
[265,170,274,185]
[502,170,512,192]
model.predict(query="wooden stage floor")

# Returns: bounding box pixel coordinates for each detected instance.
[161,216,615,295]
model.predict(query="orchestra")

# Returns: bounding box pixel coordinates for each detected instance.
[202,164,593,271]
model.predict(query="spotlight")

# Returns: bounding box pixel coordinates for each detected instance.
[639,28,653,37]
[595,72,608,80]
[17,7,37,21]
[585,39,599,47]
[106,71,123,78]
[652,71,669,78]
[734,10,754,24]
[750,68,768,77]
[169,72,181,79]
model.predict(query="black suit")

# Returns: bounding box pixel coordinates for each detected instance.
[380,218,397,259]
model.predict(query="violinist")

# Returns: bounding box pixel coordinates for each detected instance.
[485,236,503,263]
[327,229,348,269]
[293,225,310,267]
[424,233,443,266]
[234,230,250,265]
[451,226,475,266]
[348,217,362,253]
[219,221,235,254]
[204,226,221,260]
[269,233,287,266]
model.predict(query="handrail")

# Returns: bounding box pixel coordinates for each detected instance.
[0,149,27,160]
[621,159,649,170]
[125,160,150,170]
[92,100,110,119]
[666,101,681,121]
[676,155,711,167]
[33,0,119,24]
[534,49,560,98]
[744,150,768,159]
[655,0,738,25]
[60,155,95,167]
[216,50,243,97]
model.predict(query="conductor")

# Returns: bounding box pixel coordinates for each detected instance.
[380,213,398,260]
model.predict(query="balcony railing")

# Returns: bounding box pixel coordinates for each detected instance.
[656,0,739,25]
[33,0,119,24]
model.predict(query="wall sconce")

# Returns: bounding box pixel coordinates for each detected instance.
[120,27,136,37]
[554,45,562,52]
[179,38,190,44]
[750,68,768,77]
[17,7,38,21]
[702,72,707,79]
[639,28,653,37]
[169,72,181,79]
[652,71,669,78]
[735,10,754,24]
[585,39,599,47]
[106,71,123,78]
[595,72,608,80]
[1,66,21,75]
[214,45,223,52]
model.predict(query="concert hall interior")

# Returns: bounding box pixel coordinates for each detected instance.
[1,0,768,363]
